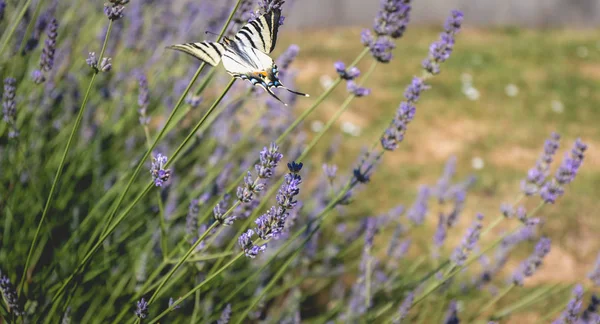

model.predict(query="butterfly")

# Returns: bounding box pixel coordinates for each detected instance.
[168,9,309,106]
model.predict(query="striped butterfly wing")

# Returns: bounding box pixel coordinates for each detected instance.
[167,42,226,66]
[222,42,273,76]
[234,9,281,54]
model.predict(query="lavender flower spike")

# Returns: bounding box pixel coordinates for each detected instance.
[238,229,266,258]
[380,77,430,151]
[255,162,303,239]
[2,77,16,124]
[540,138,587,204]
[217,304,232,324]
[588,252,600,286]
[450,213,484,266]
[2,77,18,138]
[552,285,583,324]
[392,291,414,324]
[362,0,412,63]
[104,0,129,21]
[150,153,171,187]
[521,132,560,195]
[135,297,148,318]
[512,237,551,286]
[406,185,430,225]
[237,143,282,203]
[40,18,58,72]
[581,295,600,323]
[443,300,460,324]
[138,74,150,125]
[422,10,464,75]
[0,271,22,316]
[0,1,5,22]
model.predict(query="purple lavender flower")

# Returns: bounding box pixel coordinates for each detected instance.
[435,156,457,201]
[277,45,299,71]
[541,138,587,204]
[581,295,599,323]
[244,161,303,253]
[406,186,430,225]
[450,213,484,266]
[168,297,181,310]
[231,0,256,31]
[352,150,381,185]
[32,70,45,84]
[138,74,150,125]
[553,285,583,324]
[218,304,232,324]
[0,1,5,22]
[433,214,447,259]
[150,153,171,187]
[0,271,22,316]
[3,77,16,123]
[255,206,286,239]
[186,199,199,245]
[446,190,466,227]
[500,203,514,218]
[381,77,430,150]
[104,0,128,21]
[185,94,203,108]
[238,229,267,258]
[99,57,112,72]
[334,61,361,80]
[214,194,235,225]
[521,132,560,195]
[346,81,371,97]
[363,0,412,63]
[323,163,337,182]
[237,143,282,203]
[589,253,600,286]
[512,237,551,286]
[392,291,414,323]
[276,44,300,79]
[256,0,285,22]
[39,18,58,73]
[86,52,98,70]
[369,36,396,63]
[422,10,464,75]
[443,300,460,324]
[134,297,148,318]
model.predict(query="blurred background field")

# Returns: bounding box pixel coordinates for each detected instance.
[276,26,600,283]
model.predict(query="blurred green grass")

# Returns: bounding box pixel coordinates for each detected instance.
[277,27,600,284]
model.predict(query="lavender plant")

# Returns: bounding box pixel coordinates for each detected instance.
[0,0,596,323]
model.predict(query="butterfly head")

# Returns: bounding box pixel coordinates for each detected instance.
[239,64,309,106]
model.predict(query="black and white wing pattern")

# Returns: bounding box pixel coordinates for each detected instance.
[167,42,226,66]
[221,41,273,76]
[234,9,281,54]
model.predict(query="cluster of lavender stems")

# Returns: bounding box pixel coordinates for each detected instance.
[0,1,597,323]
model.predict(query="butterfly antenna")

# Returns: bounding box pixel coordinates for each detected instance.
[204,30,220,37]
[265,87,289,106]
[282,87,310,97]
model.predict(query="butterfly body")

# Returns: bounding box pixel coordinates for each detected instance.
[168,9,308,106]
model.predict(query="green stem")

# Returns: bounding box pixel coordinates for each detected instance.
[233,252,298,324]
[147,254,245,324]
[493,284,560,319]
[142,124,168,259]
[0,0,33,58]
[470,284,515,321]
[18,20,115,296]
[145,222,219,306]
[413,203,545,307]
[16,0,44,55]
